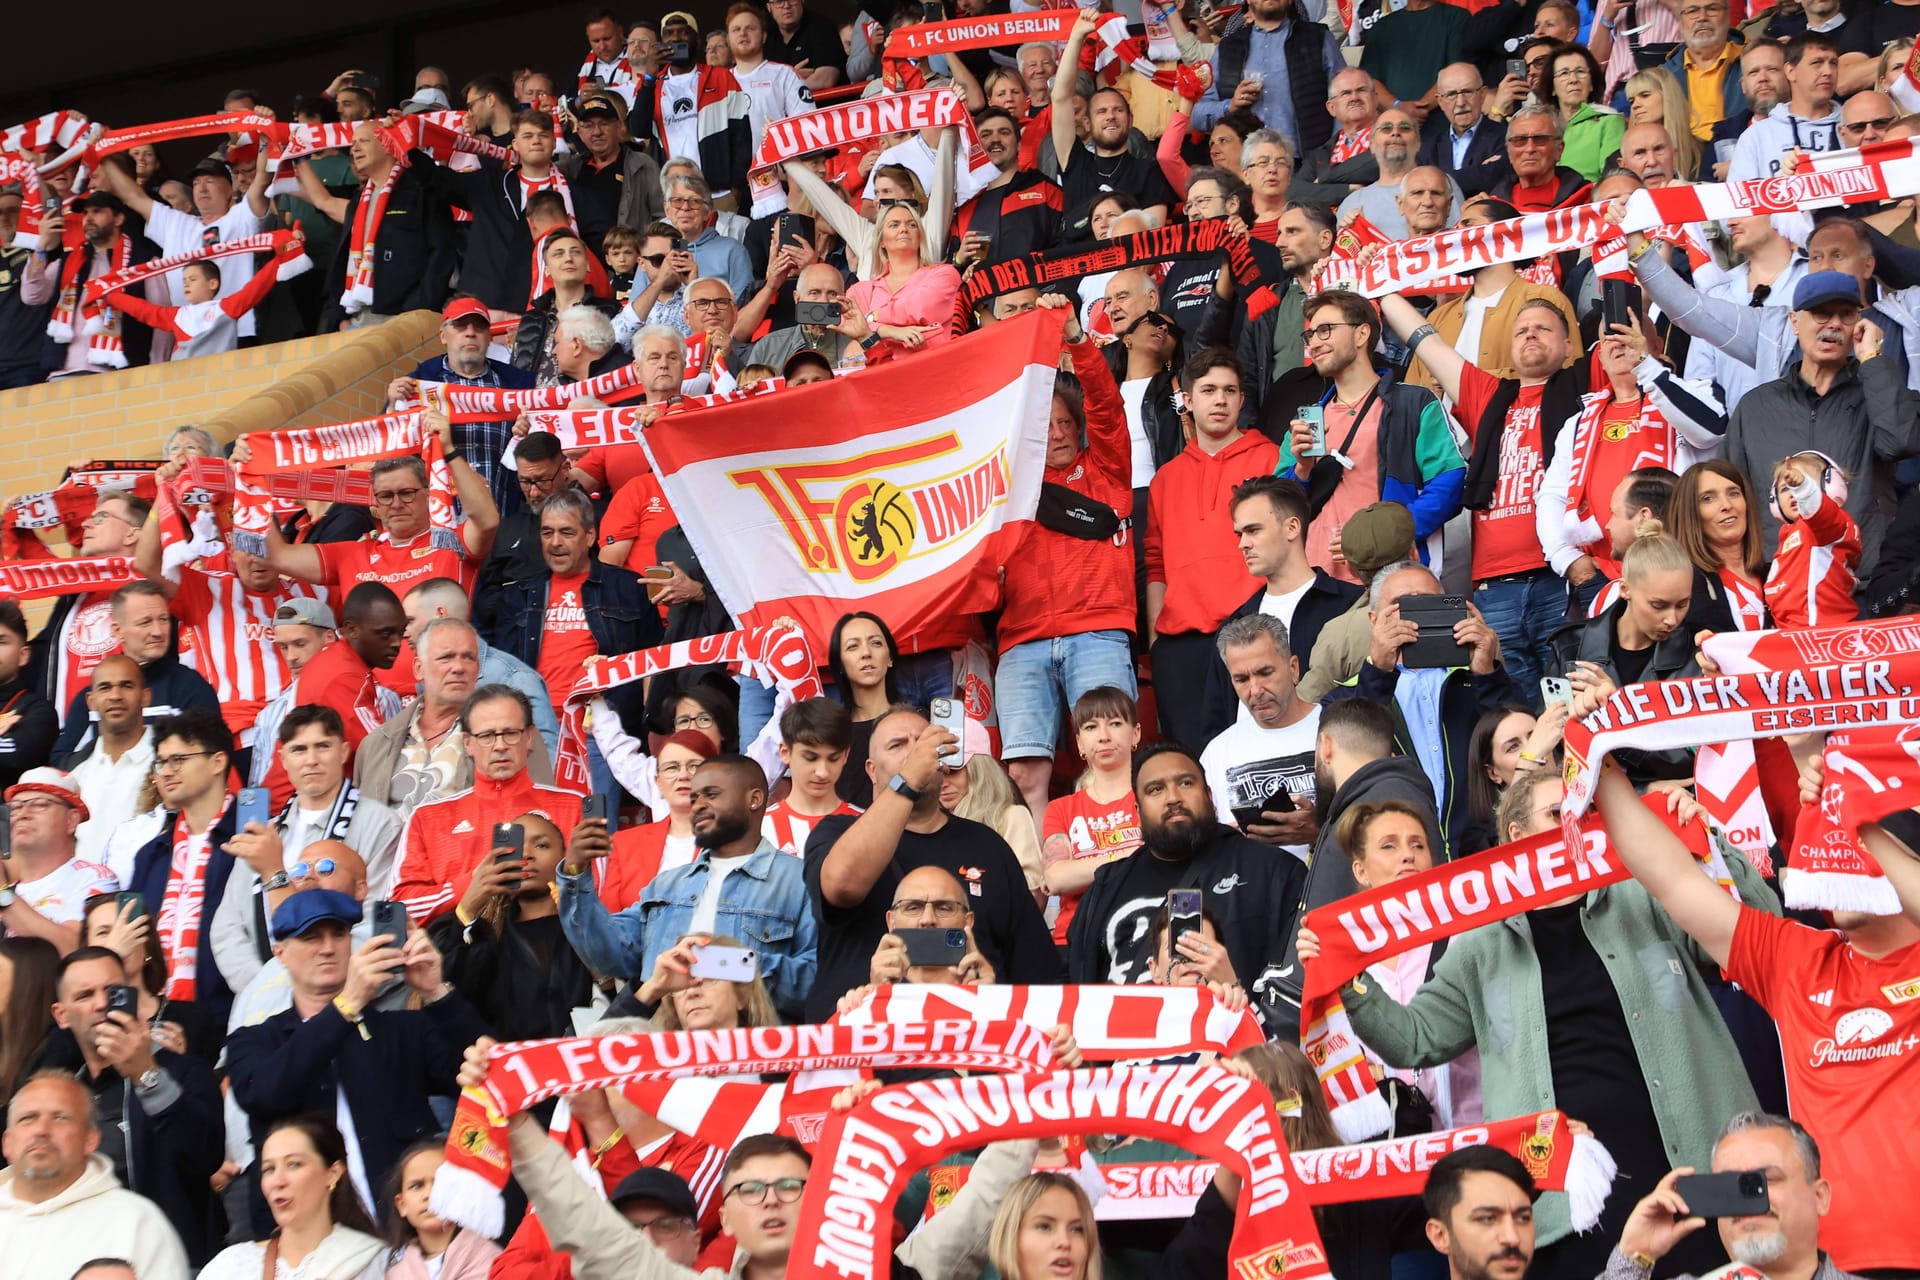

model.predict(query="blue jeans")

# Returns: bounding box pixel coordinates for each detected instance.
[737,673,778,749]
[997,630,1137,760]
[587,736,617,803]
[894,649,954,709]
[1473,572,1569,710]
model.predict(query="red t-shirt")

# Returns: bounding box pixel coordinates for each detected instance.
[600,471,677,574]
[257,638,381,806]
[315,531,475,696]
[1574,400,1666,581]
[1727,907,1920,1272]
[1457,364,1549,580]
[761,798,862,856]
[537,571,600,711]
[1042,788,1142,944]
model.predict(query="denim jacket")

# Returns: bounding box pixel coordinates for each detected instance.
[489,560,664,669]
[557,840,817,1019]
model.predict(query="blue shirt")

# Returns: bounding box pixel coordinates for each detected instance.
[1450,119,1484,168]
[477,640,561,758]
[689,227,755,303]
[1191,19,1346,152]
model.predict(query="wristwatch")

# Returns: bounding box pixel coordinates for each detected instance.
[262,870,292,891]
[135,1068,164,1092]
[0,883,14,909]
[887,773,924,802]
[859,332,882,351]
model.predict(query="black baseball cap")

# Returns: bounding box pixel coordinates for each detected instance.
[74,191,129,216]
[190,157,234,184]
[610,1167,698,1220]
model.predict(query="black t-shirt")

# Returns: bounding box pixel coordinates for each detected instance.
[1060,144,1177,239]
[1608,627,1655,687]
[802,812,1064,1020]
[766,10,848,80]
[1840,0,1920,55]
[569,151,631,262]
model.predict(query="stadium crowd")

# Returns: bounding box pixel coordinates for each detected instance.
[9,0,1920,1276]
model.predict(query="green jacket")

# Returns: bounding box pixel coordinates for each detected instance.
[1561,103,1627,182]
[1345,849,1778,1246]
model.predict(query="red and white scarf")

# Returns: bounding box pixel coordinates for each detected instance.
[1299,800,1707,1139]
[0,155,47,249]
[432,1019,1057,1236]
[80,230,306,316]
[155,798,232,1001]
[235,413,460,556]
[5,460,159,551]
[1081,13,1209,96]
[0,555,141,599]
[342,161,401,317]
[1563,389,1675,551]
[1329,126,1373,166]
[48,233,131,367]
[790,1064,1331,1280]
[838,982,1264,1057]
[414,365,644,422]
[87,111,280,164]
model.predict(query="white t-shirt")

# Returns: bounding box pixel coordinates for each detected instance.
[730,58,812,148]
[660,69,703,161]
[658,830,699,876]
[1200,705,1322,861]
[1453,286,1505,382]
[70,730,155,866]
[1120,377,1155,486]
[15,856,120,926]
[1257,578,1315,638]
[145,201,270,337]
[691,854,746,934]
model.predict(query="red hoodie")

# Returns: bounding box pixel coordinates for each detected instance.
[390,771,584,923]
[999,339,1135,651]
[1144,430,1278,636]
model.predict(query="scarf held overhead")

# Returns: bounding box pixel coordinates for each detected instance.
[232,415,459,557]
[80,230,307,312]
[433,1019,1057,1237]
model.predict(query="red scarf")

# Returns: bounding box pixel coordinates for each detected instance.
[155,798,231,1000]
[0,555,141,599]
[342,163,400,316]
[234,414,461,557]
[839,983,1264,1057]
[81,230,300,316]
[1080,13,1209,95]
[49,233,131,367]
[1329,126,1373,165]
[415,365,644,422]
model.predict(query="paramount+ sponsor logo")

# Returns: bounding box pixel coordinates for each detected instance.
[1809,1006,1920,1067]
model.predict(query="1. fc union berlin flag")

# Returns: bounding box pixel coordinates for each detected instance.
[638,307,1064,647]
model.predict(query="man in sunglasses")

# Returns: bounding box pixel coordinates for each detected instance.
[213,704,406,994]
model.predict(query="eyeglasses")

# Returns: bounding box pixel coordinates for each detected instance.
[289,858,338,879]
[1242,155,1291,170]
[666,197,707,210]
[889,898,967,919]
[518,469,565,491]
[1376,121,1419,133]
[373,486,425,506]
[1841,116,1897,135]
[725,1178,807,1205]
[876,197,921,211]
[687,297,733,311]
[1507,134,1556,149]
[674,711,717,729]
[155,751,214,773]
[85,509,132,527]
[634,1216,695,1238]
[1436,88,1479,100]
[470,727,529,746]
[1302,320,1359,341]
[8,797,67,815]
[641,252,668,266]
[1552,66,1590,80]
[659,758,703,777]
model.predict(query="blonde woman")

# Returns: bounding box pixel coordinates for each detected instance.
[1623,67,1702,180]
[783,128,959,283]
[845,198,961,352]
[988,1173,1102,1280]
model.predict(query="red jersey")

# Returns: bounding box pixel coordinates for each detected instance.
[537,571,600,711]
[1042,788,1142,944]
[1564,395,1675,581]
[761,799,862,856]
[1727,908,1920,1272]
[255,637,384,806]
[171,568,325,740]
[315,530,475,696]
[600,471,677,574]
[54,591,120,722]
[391,772,584,922]
[1457,364,1549,580]
[1764,491,1860,630]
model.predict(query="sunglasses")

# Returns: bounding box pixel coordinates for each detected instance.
[642,252,668,266]
[289,858,338,879]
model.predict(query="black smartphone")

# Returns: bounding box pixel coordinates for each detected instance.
[1398,594,1473,669]
[664,40,694,65]
[775,212,816,250]
[1230,780,1295,829]
[922,0,948,19]
[114,890,147,921]
[581,794,611,825]
[1602,277,1640,333]
[794,300,843,326]
[1506,57,1529,83]
[105,984,139,1019]
[493,822,525,863]
[669,235,690,254]
[369,899,409,949]
[1167,889,1204,946]
[898,927,968,967]
[1673,1171,1770,1219]
[237,786,271,830]
[0,803,9,858]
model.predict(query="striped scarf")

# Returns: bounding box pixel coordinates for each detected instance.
[48,234,131,367]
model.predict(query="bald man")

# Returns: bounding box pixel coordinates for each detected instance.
[67,655,152,866]
[870,863,996,985]
[1840,91,1900,149]
[1102,268,1160,338]
[745,261,877,373]
[1619,122,1682,186]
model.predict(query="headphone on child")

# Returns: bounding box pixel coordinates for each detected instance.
[1767,450,1849,522]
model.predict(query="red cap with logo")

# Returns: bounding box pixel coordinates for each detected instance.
[442,297,490,326]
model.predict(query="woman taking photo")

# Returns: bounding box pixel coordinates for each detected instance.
[383,1139,501,1279]
[1665,459,1771,634]
[1463,703,1566,854]
[1544,44,1624,181]
[847,199,962,354]
[641,931,782,1030]
[828,610,901,808]
[200,1116,385,1280]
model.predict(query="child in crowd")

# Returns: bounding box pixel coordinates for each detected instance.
[762,696,863,854]
[1765,450,1860,630]
[101,233,306,362]
[1040,685,1143,948]
[602,223,641,307]
[735,362,779,390]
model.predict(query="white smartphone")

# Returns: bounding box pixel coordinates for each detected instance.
[689,944,759,982]
[930,696,965,761]
[1540,676,1575,707]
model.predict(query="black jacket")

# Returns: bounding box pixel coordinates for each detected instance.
[429,909,598,1042]
[227,992,489,1225]
[1270,754,1444,1012]
[493,558,664,730]
[54,651,221,762]
[1066,824,1307,1023]
[473,506,547,638]
[512,291,622,375]
[125,803,239,1032]
[407,152,541,313]
[1549,596,1699,784]
[1199,573,1363,743]
[30,1033,225,1267]
[1417,116,1512,199]
[0,672,58,787]
[317,165,456,330]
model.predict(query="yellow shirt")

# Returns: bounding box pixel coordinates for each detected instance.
[1685,43,1741,140]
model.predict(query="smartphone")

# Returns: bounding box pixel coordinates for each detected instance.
[237,786,271,830]
[1167,888,1204,947]
[1602,277,1640,333]
[581,794,611,825]
[689,943,760,982]
[1297,405,1327,458]
[493,822,525,863]
[930,696,965,761]
[369,899,409,949]
[105,984,140,1019]
[899,927,969,967]
[669,235,690,254]
[775,212,816,251]
[642,563,676,603]
[0,803,8,858]
[1398,595,1473,669]
[922,0,948,19]
[794,300,843,326]
[1673,1171,1770,1219]
[1541,676,1575,706]
[664,40,694,65]
[1506,57,1529,83]
[114,890,148,921]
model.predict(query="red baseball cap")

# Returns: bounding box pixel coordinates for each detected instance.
[442,297,490,326]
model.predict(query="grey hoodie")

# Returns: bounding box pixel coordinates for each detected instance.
[0,1154,188,1280]
[1270,754,1443,1012]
